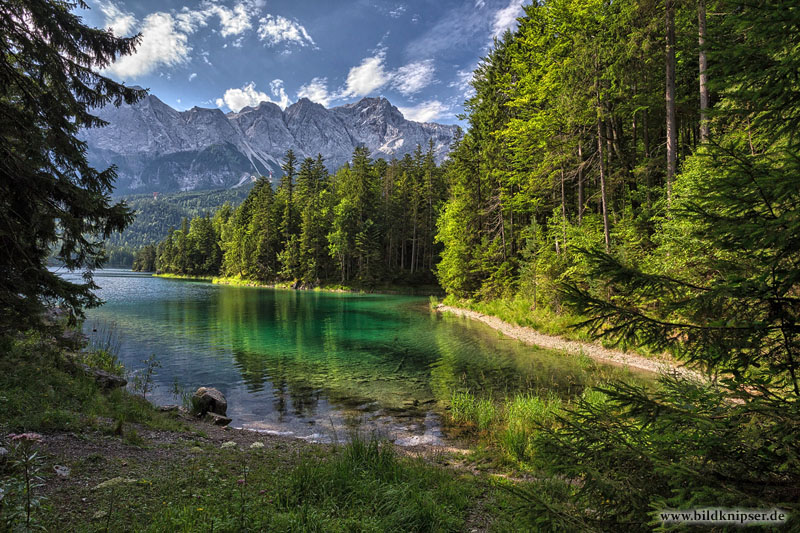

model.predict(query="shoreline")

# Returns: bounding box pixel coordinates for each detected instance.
[436,304,701,379]
[151,272,444,296]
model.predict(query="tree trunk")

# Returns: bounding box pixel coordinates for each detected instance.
[698,0,709,141]
[577,140,584,225]
[560,165,567,252]
[597,117,611,252]
[666,0,677,206]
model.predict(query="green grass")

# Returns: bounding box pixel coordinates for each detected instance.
[500,393,563,462]
[448,390,565,464]
[449,392,499,431]
[442,294,590,341]
[0,332,184,434]
[153,273,216,281]
[0,329,536,531]
[442,294,663,358]
[0,324,612,532]
[37,434,482,532]
[209,275,444,296]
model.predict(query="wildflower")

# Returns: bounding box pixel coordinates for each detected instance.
[237,479,245,485]
[249,441,265,449]
[221,441,237,449]
[197,507,204,511]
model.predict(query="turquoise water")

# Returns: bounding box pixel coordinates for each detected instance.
[68,269,639,445]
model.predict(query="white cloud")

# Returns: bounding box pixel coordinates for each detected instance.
[269,79,291,109]
[336,49,436,100]
[450,67,476,98]
[398,100,450,122]
[406,3,486,58]
[338,50,392,98]
[257,15,314,47]
[174,7,209,34]
[208,3,253,37]
[217,80,291,112]
[99,1,319,78]
[188,72,198,81]
[388,5,407,18]
[104,12,191,79]
[297,77,332,107]
[97,0,136,36]
[492,0,525,38]
[392,59,435,96]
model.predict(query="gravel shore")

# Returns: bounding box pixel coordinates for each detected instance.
[436,305,702,379]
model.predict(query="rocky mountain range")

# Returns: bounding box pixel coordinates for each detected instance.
[83,92,460,194]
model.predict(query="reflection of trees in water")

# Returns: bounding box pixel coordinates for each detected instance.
[215,287,438,413]
[105,281,643,423]
[231,349,322,418]
[429,317,638,402]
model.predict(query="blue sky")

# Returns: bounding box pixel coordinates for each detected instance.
[78,0,527,124]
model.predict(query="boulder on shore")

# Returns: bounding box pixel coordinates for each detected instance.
[77,363,127,390]
[192,387,228,417]
[203,411,232,426]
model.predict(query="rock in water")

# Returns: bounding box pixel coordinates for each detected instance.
[192,387,228,416]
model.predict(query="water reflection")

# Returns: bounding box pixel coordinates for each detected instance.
[72,269,643,445]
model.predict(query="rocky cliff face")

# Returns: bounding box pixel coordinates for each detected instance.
[83,94,460,194]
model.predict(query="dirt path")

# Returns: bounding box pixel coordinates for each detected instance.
[436,305,702,379]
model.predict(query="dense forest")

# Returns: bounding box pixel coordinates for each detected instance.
[137,144,447,286]
[437,0,715,302]
[105,187,252,267]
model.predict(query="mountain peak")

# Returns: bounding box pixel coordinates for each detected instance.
[84,92,459,194]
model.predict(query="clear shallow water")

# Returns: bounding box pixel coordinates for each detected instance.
[65,269,640,445]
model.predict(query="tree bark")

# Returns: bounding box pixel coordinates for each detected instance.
[577,140,584,225]
[597,117,611,252]
[560,165,567,253]
[698,0,709,141]
[666,0,677,206]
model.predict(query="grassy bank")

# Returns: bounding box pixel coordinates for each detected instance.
[443,388,611,468]
[441,295,588,340]
[39,431,489,532]
[438,295,663,359]
[152,272,444,296]
[151,272,216,282]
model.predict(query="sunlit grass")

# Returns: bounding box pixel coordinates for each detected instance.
[448,390,566,462]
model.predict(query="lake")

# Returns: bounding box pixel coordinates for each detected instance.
[68,269,638,446]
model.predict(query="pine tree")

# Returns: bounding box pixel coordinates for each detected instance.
[524,3,800,528]
[0,0,144,330]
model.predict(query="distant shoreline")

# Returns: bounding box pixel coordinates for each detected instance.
[151,272,444,296]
